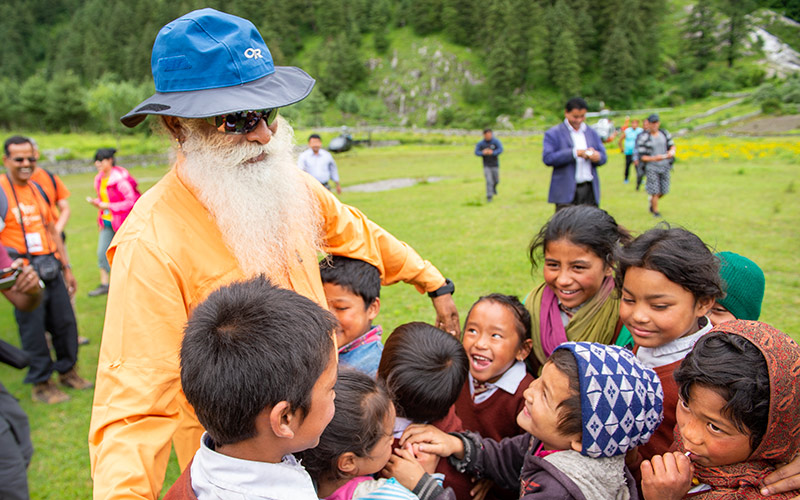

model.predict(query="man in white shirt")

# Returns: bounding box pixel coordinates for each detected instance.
[297,134,341,194]
[542,98,607,211]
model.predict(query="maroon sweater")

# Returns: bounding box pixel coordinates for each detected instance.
[638,358,680,462]
[394,406,472,500]
[454,373,535,443]
[454,373,535,500]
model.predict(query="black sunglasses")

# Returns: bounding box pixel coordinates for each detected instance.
[205,108,279,134]
[12,157,36,163]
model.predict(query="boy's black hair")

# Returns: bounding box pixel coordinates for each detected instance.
[298,368,394,481]
[615,225,723,301]
[319,255,381,308]
[465,293,531,345]
[565,97,588,112]
[308,133,321,141]
[676,332,770,451]
[529,205,631,270]
[3,135,33,156]
[548,349,582,438]
[377,322,468,422]
[180,276,336,446]
[483,128,492,134]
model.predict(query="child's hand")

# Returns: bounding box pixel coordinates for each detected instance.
[410,443,440,474]
[400,424,464,459]
[470,478,493,500]
[641,451,694,500]
[383,444,426,492]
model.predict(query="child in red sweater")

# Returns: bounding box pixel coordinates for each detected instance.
[454,294,534,499]
[615,227,723,463]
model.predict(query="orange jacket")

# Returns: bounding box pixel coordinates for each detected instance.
[88,164,446,500]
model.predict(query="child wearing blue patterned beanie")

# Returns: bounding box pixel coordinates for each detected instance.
[396,343,664,500]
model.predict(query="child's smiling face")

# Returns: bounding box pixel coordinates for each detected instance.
[620,267,713,348]
[461,300,532,384]
[677,384,753,467]
[543,239,612,310]
[517,361,582,452]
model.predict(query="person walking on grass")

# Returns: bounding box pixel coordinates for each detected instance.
[86,148,140,297]
[298,133,341,194]
[474,128,503,202]
[637,114,676,217]
[618,117,642,184]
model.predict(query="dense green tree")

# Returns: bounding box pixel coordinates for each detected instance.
[600,9,638,107]
[47,71,88,132]
[442,0,480,46]
[0,78,22,129]
[409,0,443,35]
[86,76,152,141]
[717,0,758,67]
[19,72,50,130]
[551,29,582,98]
[684,0,717,70]
[313,33,367,99]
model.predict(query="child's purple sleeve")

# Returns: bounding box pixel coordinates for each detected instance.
[449,431,530,492]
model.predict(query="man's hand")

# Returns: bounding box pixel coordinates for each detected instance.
[641,451,694,500]
[584,149,600,162]
[63,266,77,297]
[400,424,464,459]
[432,293,460,337]
[482,148,493,156]
[762,455,800,498]
[9,259,42,296]
[383,444,427,492]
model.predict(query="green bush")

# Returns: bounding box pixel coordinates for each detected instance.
[760,97,783,114]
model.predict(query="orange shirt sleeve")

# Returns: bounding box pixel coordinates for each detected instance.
[307,174,446,293]
[89,239,190,500]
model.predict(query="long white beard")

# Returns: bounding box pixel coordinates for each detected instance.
[177,116,321,278]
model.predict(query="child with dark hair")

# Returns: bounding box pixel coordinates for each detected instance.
[400,343,664,499]
[299,369,453,500]
[616,226,723,463]
[454,294,534,499]
[641,320,800,500]
[708,251,765,326]
[526,205,632,373]
[320,255,383,377]
[378,322,470,499]
[164,276,338,500]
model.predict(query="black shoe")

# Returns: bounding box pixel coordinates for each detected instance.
[88,284,109,297]
[653,211,662,217]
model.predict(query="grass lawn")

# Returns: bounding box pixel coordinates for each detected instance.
[0,132,798,499]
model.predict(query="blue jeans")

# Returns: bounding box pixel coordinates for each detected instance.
[97,224,115,273]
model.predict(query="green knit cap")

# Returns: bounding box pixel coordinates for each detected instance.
[716,251,765,321]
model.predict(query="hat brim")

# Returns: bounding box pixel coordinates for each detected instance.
[120,66,315,128]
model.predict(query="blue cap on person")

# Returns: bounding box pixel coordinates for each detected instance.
[120,8,315,128]
[554,342,664,458]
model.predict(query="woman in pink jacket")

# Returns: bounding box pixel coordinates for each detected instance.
[86,148,140,297]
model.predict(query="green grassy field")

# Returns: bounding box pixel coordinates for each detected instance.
[1,132,798,499]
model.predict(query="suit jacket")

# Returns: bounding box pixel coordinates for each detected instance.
[542,122,607,204]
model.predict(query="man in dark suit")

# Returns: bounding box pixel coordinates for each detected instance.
[542,97,607,211]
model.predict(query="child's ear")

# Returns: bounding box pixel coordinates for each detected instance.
[516,338,533,361]
[367,297,380,321]
[569,438,583,453]
[269,401,299,439]
[603,262,614,277]
[694,296,715,318]
[337,452,359,475]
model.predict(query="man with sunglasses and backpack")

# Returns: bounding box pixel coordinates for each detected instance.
[88,9,460,500]
[1,136,93,406]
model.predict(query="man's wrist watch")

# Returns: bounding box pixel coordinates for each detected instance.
[428,278,455,298]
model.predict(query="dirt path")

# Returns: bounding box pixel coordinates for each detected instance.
[728,114,800,134]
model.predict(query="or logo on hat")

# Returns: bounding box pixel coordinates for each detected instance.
[244,48,263,59]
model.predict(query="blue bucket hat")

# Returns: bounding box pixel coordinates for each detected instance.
[121,8,315,128]
[553,342,664,458]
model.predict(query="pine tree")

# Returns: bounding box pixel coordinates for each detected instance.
[410,0,444,35]
[600,14,637,107]
[684,0,717,70]
[551,29,581,98]
[717,0,757,68]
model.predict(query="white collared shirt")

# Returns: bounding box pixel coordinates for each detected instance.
[636,317,714,369]
[565,119,594,183]
[297,148,339,184]
[190,433,318,500]
[468,360,528,404]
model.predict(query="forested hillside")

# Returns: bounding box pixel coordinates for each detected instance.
[0,0,797,132]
